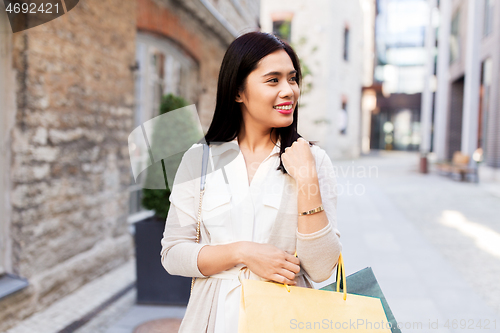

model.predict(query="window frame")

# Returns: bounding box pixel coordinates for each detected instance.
[450,9,461,64]
[0,17,42,296]
[272,19,292,43]
[127,32,198,224]
[0,8,30,299]
[483,0,494,37]
[0,9,12,275]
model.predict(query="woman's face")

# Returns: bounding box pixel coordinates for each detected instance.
[236,49,300,132]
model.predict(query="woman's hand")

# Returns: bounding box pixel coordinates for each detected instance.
[281,137,317,182]
[238,242,300,285]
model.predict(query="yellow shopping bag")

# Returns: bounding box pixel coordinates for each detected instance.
[238,253,391,332]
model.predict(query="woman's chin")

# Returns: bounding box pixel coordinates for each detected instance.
[273,118,294,128]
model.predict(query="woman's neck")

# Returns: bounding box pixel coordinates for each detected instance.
[238,126,278,153]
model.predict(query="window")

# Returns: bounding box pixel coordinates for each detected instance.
[0,12,10,275]
[450,10,461,63]
[339,98,348,135]
[272,20,292,43]
[343,26,350,61]
[484,0,494,37]
[128,33,198,222]
[0,7,40,297]
[478,58,492,156]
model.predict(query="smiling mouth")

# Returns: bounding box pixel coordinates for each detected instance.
[273,104,293,111]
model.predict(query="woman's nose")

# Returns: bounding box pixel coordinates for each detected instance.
[279,81,294,98]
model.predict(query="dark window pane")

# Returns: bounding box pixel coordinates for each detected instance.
[344,28,350,61]
[273,20,292,43]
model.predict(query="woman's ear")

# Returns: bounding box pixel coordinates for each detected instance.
[235,84,246,103]
[235,92,243,103]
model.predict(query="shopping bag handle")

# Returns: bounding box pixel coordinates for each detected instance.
[238,251,347,300]
[336,252,347,300]
[238,251,298,293]
[237,265,295,293]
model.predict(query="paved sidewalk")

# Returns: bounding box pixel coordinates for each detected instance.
[100,301,185,333]
[334,150,500,333]
[5,261,136,333]
[101,150,500,333]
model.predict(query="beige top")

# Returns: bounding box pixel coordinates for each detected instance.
[160,139,342,333]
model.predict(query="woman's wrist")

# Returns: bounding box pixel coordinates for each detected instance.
[233,241,249,265]
[198,242,248,276]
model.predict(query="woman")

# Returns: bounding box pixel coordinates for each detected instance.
[160,31,342,333]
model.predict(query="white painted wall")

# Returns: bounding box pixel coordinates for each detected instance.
[260,0,364,160]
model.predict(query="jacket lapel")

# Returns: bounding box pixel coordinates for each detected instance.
[209,140,297,246]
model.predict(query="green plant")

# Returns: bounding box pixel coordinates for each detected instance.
[291,36,316,99]
[141,93,190,220]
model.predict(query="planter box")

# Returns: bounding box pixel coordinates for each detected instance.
[134,217,191,305]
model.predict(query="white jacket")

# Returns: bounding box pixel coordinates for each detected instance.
[160,138,342,333]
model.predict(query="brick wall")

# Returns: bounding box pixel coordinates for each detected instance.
[137,0,203,62]
[0,0,136,330]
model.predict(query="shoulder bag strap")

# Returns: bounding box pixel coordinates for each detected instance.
[190,143,210,295]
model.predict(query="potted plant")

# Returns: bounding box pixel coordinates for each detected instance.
[134,93,194,305]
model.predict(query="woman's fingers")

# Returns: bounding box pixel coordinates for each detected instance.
[245,244,302,285]
[285,252,300,266]
[272,272,296,285]
[281,267,298,281]
[283,260,301,274]
[272,261,300,284]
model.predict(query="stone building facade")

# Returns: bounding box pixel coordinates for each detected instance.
[0,0,259,331]
[0,0,137,330]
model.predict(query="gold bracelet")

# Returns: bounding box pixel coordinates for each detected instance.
[298,204,324,216]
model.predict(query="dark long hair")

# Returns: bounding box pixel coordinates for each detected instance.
[203,31,308,174]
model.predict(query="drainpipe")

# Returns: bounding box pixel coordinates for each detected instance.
[420,0,437,173]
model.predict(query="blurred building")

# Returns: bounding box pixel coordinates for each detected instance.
[0,0,259,331]
[360,0,378,154]
[432,0,500,179]
[370,0,429,151]
[260,0,370,160]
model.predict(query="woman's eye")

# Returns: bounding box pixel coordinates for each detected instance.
[268,77,297,83]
